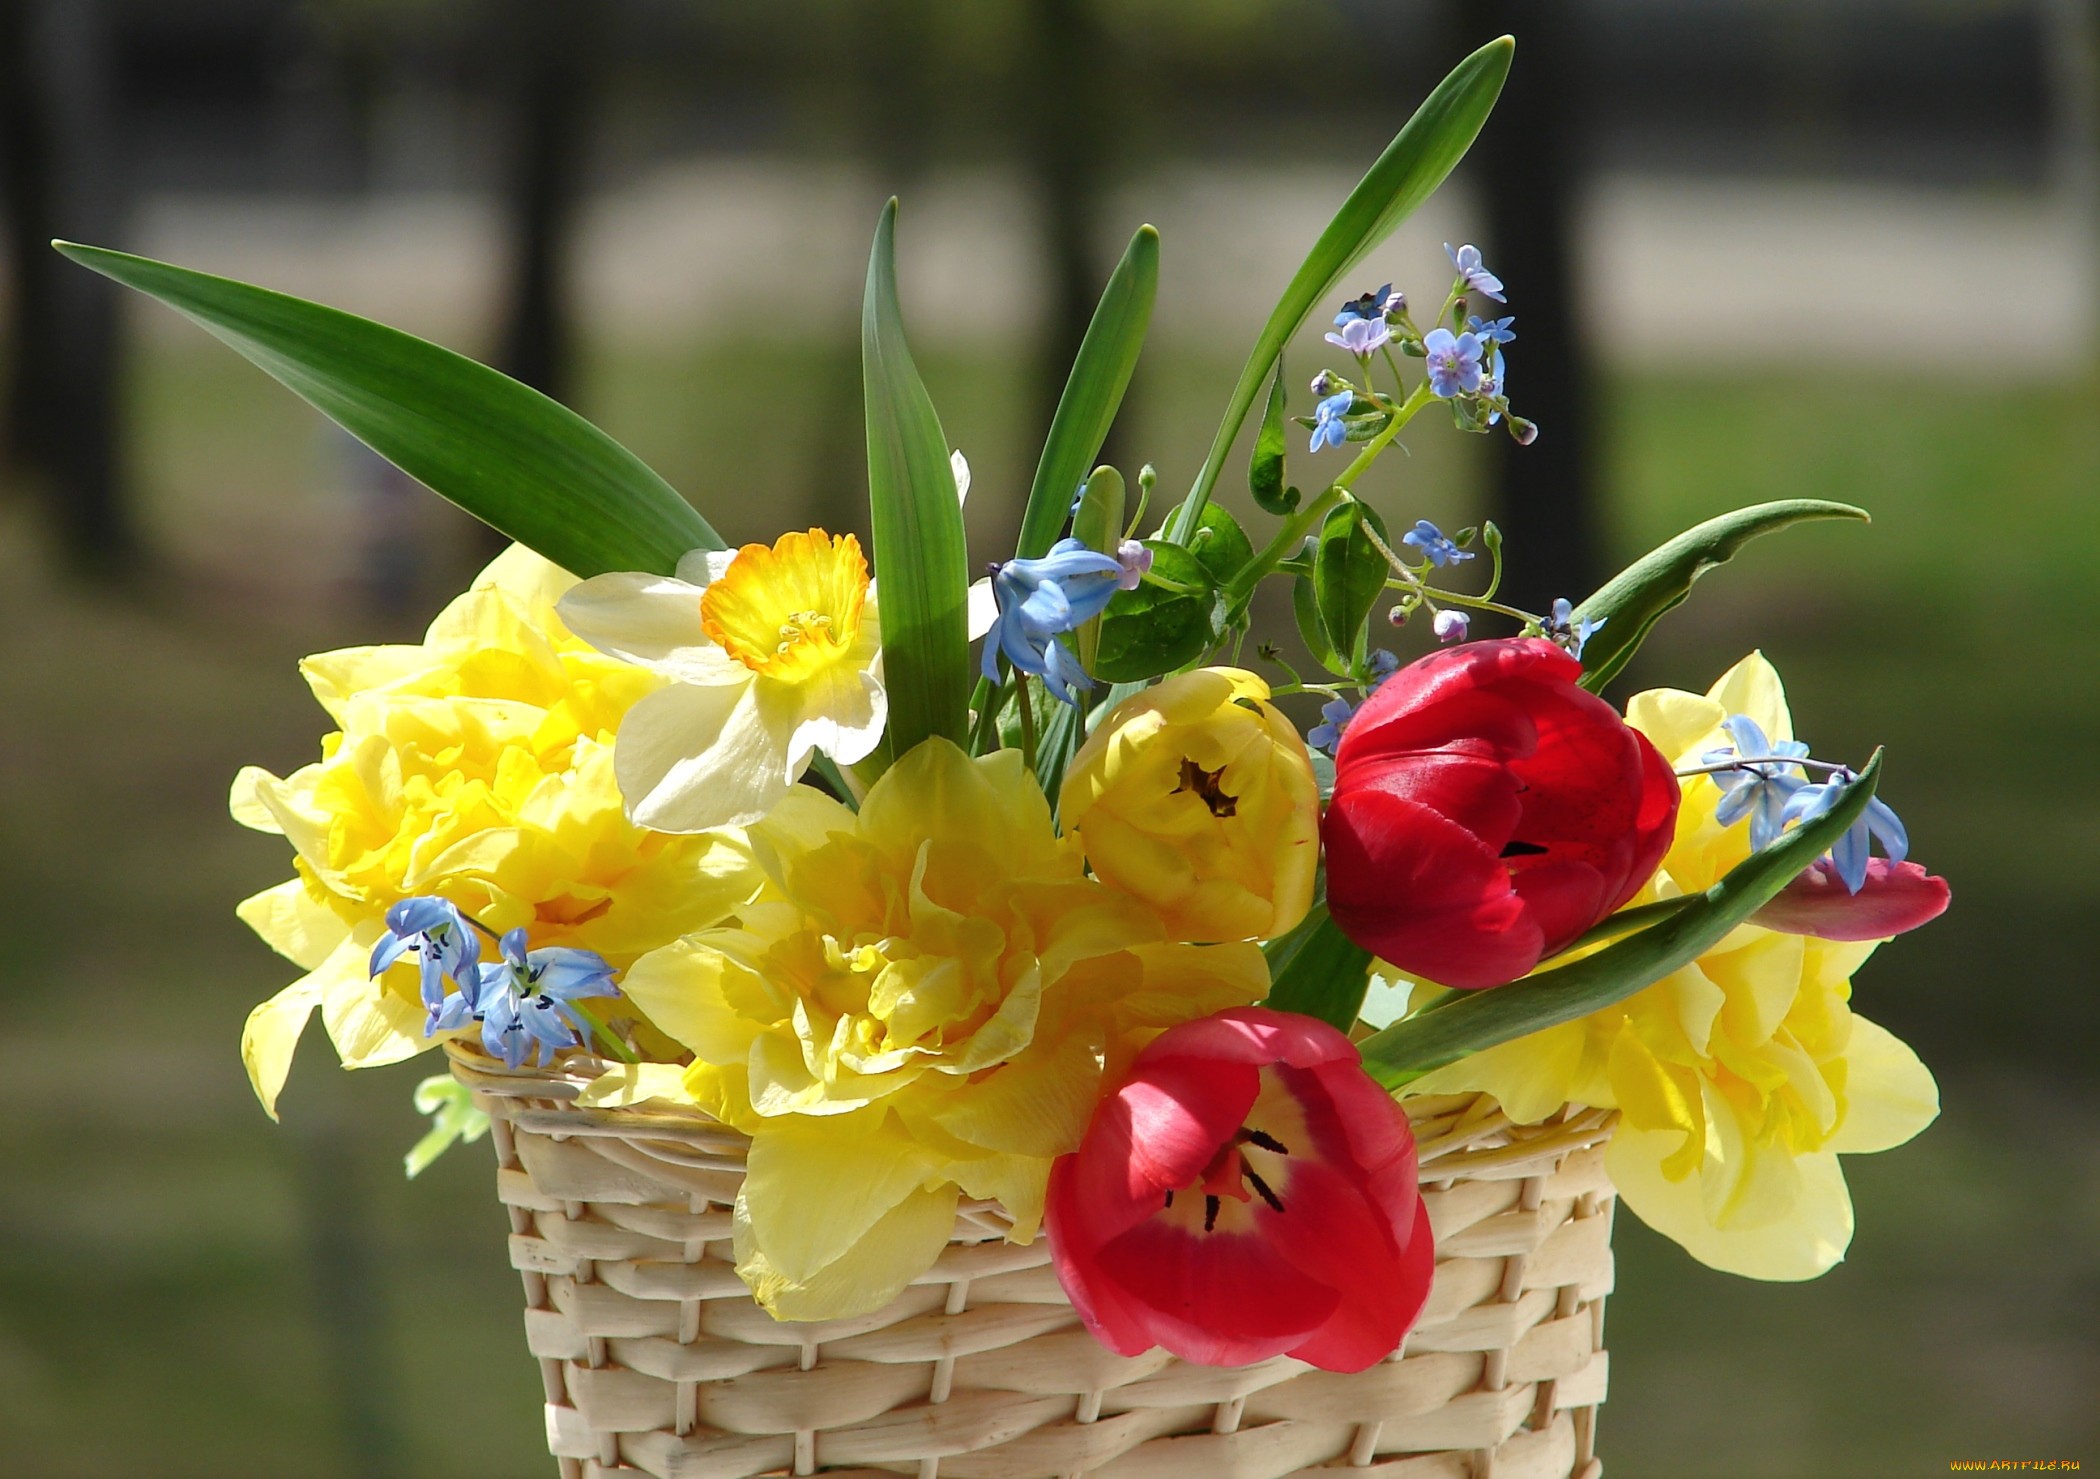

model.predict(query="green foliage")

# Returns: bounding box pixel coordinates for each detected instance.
[55,242,720,576]
[1312,499,1391,664]
[1574,499,1869,691]
[1293,573,1346,677]
[403,1075,489,1179]
[1093,541,1219,683]
[1262,903,1375,1033]
[1165,35,1513,542]
[1015,226,1160,561]
[861,201,972,757]
[1356,751,1887,1087]
[1248,359,1298,515]
[1188,499,1254,588]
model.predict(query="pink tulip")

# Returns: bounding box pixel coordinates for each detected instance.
[1753,858,1951,941]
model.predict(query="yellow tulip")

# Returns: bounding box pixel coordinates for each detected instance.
[583,739,1267,1319]
[1406,652,1938,1280]
[1061,667,1320,943]
[234,545,762,1119]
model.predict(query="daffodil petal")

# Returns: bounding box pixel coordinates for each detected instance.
[241,973,328,1120]
[739,1114,947,1284]
[236,877,353,971]
[1611,1129,1853,1280]
[575,1062,694,1110]
[319,924,428,1070]
[556,572,744,685]
[1705,650,1795,745]
[612,679,788,832]
[734,1180,958,1321]
[950,449,971,504]
[1827,1014,1939,1153]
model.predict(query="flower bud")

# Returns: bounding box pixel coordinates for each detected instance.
[1432,609,1470,644]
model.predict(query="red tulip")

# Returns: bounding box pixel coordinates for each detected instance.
[1751,857,1950,941]
[1323,638,1679,989]
[1043,1006,1434,1373]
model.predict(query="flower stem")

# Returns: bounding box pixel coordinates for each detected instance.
[1015,676,1039,770]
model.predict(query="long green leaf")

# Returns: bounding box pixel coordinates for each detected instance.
[863,200,971,757]
[1166,36,1513,542]
[1357,751,1886,1088]
[1262,903,1374,1033]
[54,241,719,576]
[1574,499,1868,691]
[1016,226,1160,560]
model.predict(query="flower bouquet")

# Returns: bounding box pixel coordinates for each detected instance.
[65,35,1950,1479]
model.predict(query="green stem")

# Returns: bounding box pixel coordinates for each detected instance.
[1015,677,1039,771]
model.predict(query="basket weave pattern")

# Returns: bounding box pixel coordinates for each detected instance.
[452,1048,1619,1479]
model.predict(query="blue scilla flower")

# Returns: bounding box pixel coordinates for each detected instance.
[369,896,483,1029]
[1422,328,1484,399]
[471,928,621,1069]
[1703,714,1811,851]
[1780,770,1909,895]
[1445,242,1506,303]
[1335,284,1403,326]
[1467,314,1516,344]
[1307,695,1355,755]
[982,538,1123,705]
[1545,597,1605,660]
[1401,519,1474,568]
[1309,389,1355,453]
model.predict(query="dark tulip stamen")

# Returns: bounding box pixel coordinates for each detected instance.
[1500,839,1550,858]
[1246,1167,1285,1214]
[1241,1127,1288,1155]
[1203,1195,1221,1232]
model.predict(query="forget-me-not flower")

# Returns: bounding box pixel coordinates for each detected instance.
[369,896,483,1030]
[981,538,1123,704]
[1325,316,1392,358]
[1433,609,1470,644]
[1309,389,1355,452]
[1467,314,1516,344]
[1334,284,1403,325]
[1445,242,1506,302]
[1422,328,1485,398]
[1780,770,1909,895]
[471,927,621,1069]
[1703,714,1811,850]
[1114,539,1153,590]
[1544,597,1605,660]
[1307,695,1355,754]
[1400,518,1474,568]
[1365,647,1401,682]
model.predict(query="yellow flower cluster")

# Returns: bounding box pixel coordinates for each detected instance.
[584,739,1269,1318]
[235,547,759,1118]
[1408,653,1938,1279]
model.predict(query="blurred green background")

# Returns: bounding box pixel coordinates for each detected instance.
[3,2,2097,1476]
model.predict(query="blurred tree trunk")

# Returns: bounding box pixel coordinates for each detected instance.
[0,0,133,577]
[1019,0,1113,486]
[1467,0,1599,613]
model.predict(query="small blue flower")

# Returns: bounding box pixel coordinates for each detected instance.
[981,538,1124,705]
[1703,714,1811,851]
[1779,769,1909,894]
[1325,316,1391,358]
[1445,242,1506,303]
[1545,597,1605,660]
[1365,648,1401,682]
[471,927,621,1069]
[1482,348,1508,425]
[1467,314,1516,344]
[1400,519,1475,569]
[1422,328,1484,399]
[369,896,482,1029]
[1334,284,1403,326]
[1309,389,1355,453]
[1308,695,1355,755]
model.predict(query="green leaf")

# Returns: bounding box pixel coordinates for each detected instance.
[1573,499,1869,691]
[863,200,972,757]
[53,241,719,576]
[1262,904,1375,1034]
[1248,359,1297,515]
[1094,541,1218,683]
[1166,36,1513,542]
[1016,226,1160,560]
[1189,499,1255,588]
[1357,750,1887,1088]
[1071,464,1127,673]
[1313,499,1391,661]
[1293,573,1347,677]
[403,1075,490,1179]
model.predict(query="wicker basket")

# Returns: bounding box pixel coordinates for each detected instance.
[450,1045,1619,1479]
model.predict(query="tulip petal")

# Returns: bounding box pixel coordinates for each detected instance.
[1751,859,1950,941]
[1286,1197,1434,1372]
[1095,1217,1338,1365]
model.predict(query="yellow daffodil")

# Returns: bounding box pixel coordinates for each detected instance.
[234,545,761,1118]
[582,738,1268,1320]
[1060,668,1320,943]
[1405,652,1938,1280]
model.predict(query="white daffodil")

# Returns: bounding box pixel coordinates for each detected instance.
[559,452,981,832]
